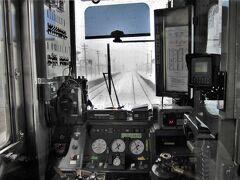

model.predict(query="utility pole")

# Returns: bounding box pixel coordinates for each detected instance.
[90,59,93,78]
[96,50,100,75]
[150,50,152,75]
[146,53,149,74]
[76,51,81,75]
[82,44,88,77]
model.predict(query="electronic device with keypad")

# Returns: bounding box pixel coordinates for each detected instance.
[186,54,221,89]
[186,53,226,101]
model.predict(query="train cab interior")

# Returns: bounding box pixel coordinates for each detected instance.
[0,0,239,179]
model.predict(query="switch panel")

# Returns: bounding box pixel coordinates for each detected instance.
[44,0,71,78]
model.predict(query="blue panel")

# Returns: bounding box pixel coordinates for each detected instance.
[85,3,150,37]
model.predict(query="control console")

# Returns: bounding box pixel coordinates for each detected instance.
[82,122,151,173]
[157,106,192,129]
[51,126,86,171]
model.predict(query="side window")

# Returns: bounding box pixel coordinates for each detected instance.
[205,3,222,116]
[206,4,222,54]
[0,1,11,148]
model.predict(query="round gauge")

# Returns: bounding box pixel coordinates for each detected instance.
[113,156,121,166]
[91,139,107,154]
[111,139,126,152]
[129,139,144,155]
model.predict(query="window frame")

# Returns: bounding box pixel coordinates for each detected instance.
[203,1,222,117]
[0,0,22,150]
[0,0,12,149]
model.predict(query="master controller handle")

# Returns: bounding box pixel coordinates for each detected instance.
[152,153,195,179]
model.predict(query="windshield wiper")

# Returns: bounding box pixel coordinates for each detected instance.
[103,44,123,109]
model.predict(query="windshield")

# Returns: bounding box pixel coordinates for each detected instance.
[85,3,150,39]
[75,0,171,109]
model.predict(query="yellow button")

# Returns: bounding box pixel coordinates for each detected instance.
[137,156,145,161]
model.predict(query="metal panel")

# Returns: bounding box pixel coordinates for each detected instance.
[8,0,26,150]
[70,1,76,77]
[44,0,71,78]
[194,0,210,53]
[220,0,236,118]
[0,0,11,149]
[21,0,38,157]
[216,0,239,179]
[20,1,73,179]
[0,0,26,152]
[154,6,193,97]
[20,0,40,179]
[235,0,240,164]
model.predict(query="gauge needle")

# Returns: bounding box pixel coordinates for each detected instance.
[132,142,139,151]
[136,144,139,150]
[135,144,139,150]
[115,143,121,150]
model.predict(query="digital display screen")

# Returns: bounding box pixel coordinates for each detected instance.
[194,62,208,73]
[121,133,142,139]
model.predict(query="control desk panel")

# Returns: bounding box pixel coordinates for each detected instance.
[52,126,86,171]
[158,106,192,129]
[83,122,151,173]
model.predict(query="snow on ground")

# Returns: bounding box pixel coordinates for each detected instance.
[88,71,171,110]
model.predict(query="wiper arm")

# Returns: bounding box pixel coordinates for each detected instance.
[103,72,122,109]
[102,44,123,109]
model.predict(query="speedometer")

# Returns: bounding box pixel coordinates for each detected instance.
[129,139,144,155]
[91,139,107,154]
[111,139,125,152]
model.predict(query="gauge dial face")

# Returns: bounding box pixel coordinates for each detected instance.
[113,156,121,166]
[111,139,126,152]
[130,139,144,155]
[91,139,107,154]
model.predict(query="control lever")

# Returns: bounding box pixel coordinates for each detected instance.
[53,167,68,179]
[152,153,196,179]
[138,161,144,169]
[75,170,105,180]
[184,114,215,140]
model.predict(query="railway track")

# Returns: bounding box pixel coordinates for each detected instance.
[88,72,156,109]
[88,73,122,101]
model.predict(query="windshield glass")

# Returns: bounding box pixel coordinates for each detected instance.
[75,0,171,109]
[85,3,150,39]
[204,3,222,116]
[0,1,11,148]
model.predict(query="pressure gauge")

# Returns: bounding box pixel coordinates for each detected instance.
[111,139,126,152]
[91,139,107,154]
[130,139,144,155]
[113,156,121,166]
